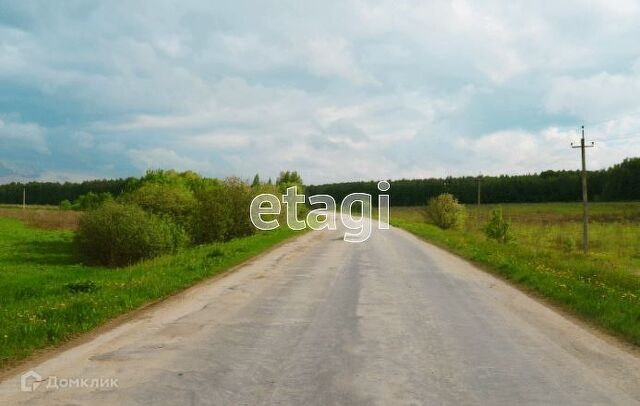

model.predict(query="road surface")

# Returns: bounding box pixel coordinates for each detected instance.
[1,223,640,405]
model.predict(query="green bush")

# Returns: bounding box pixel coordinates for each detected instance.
[190,183,232,244]
[59,199,72,210]
[120,183,195,227]
[426,193,466,229]
[224,177,257,239]
[73,192,113,211]
[75,202,187,266]
[484,207,511,243]
[190,178,256,244]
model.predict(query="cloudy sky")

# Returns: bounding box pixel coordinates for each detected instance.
[1,1,640,184]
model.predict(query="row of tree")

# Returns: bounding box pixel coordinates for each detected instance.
[0,178,130,205]
[0,159,637,207]
[307,158,640,206]
[0,169,308,206]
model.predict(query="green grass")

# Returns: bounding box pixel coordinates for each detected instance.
[392,203,640,346]
[0,217,301,370]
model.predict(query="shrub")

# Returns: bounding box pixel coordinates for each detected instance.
[74,192,113,211]
[190,178,256,244]
[75,202,187,266]
[426,193,466,229]
[484,207,512,243]
[121,183,195,227]
[223,177,257,239]
[59,199,72,210]
[190,183,233,244]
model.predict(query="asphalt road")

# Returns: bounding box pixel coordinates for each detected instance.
[2,223,640,405]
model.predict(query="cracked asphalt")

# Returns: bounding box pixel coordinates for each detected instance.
[1,222,639,405]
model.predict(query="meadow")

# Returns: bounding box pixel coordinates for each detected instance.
[391,202,640,346]
[0,206,80,231]
[2,199,638,371]
[0,213,300,370]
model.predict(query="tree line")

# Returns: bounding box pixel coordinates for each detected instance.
[0,158,637,207]
[306,157,640,206]
[0,178,131,205]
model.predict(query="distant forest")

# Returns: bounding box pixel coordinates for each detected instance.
[0,157,638,206]
[307,157,640,206]
[0,178,131,206]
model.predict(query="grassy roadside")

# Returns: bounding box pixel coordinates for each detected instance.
[0,217,302,370]
[392,216,640,346]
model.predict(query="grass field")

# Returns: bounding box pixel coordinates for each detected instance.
[391,202,640,346]
[0,216,301,370]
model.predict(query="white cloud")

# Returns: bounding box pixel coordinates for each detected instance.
[546,72,640,120]
[37,170,101,183]
[0,117,48,154]
[305,37,376,85]
[455,130,539,173]
[0,1,640,183]
[71,131,94,149]
[453,125,640,177]
[187,133,251,149]
[128,148,212,173]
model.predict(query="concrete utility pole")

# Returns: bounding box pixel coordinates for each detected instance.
[572,125,594,254]
[22,187,26,209]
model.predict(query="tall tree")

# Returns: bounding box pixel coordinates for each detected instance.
[251,173,261,188]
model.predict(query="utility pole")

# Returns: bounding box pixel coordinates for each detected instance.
[476,175,482,208]
[571,125,594,254]
[475,175,482,225]
[22,187,26,209]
